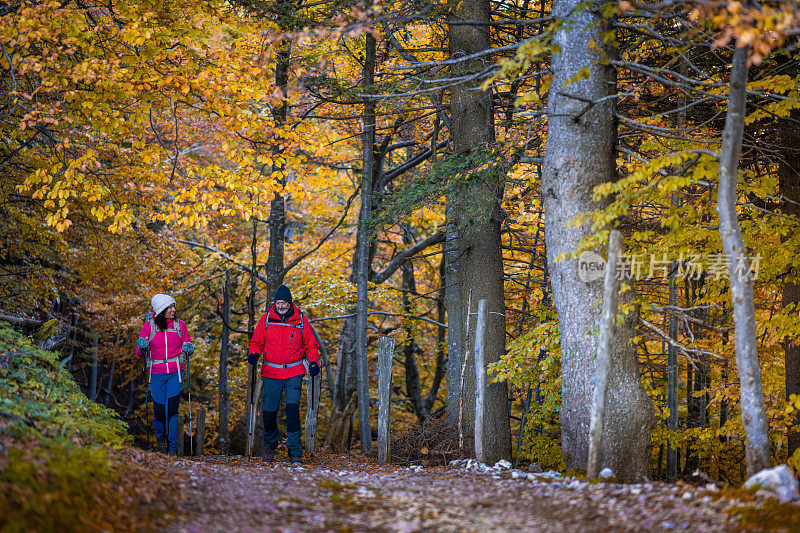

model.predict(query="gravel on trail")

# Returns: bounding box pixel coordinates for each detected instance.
[150,452,757,532]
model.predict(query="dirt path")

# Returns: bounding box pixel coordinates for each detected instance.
[154,453,751,532]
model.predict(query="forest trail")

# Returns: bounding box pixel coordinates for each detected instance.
[150,453,751,532]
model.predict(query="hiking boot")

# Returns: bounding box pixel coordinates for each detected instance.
[289,455,302,465]
[262,449,275,463]
[156,440,168,454]
[167,449,178,456]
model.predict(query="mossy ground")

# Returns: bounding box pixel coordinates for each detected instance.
[0,324,181,531]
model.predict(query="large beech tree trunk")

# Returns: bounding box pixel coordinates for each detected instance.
[716,45,771,477]
[542,0,653,480]
[448,0,511,464]
[776,58,800,460]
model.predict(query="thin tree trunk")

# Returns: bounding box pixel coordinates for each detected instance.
[244,220,258,456]
[716,45,771,477]
[425,253,447,413]
[355,31,377,453]
[667,262,679,483]
[219,270,231,454]
[445,204,462,425]
[401,225,429,421]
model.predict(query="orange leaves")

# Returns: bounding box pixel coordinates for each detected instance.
[688,1,800,64]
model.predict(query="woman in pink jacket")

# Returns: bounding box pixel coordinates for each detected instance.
[136,294,193,454]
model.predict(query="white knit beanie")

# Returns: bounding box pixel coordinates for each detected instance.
[151,294,176,316]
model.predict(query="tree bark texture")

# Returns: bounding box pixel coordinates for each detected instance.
[776,57,800,459]
[448,0,511,464]
[716,45,771,477]
[542,0,653,480]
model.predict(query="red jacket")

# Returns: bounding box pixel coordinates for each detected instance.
[248,304,319,379]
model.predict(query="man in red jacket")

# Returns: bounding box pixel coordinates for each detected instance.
[248,285,320,464]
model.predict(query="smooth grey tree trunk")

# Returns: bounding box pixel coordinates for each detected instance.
[542,0,653,480]
[448,0,511,464]
[356,32,377,454]
[219,270,231,454]
[716,45,771,477]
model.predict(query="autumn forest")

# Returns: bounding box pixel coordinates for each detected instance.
[3,0,800,529]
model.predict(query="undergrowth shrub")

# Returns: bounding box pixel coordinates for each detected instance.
[0,324,161,532]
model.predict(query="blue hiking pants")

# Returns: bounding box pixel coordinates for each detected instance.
[150,371,183,452]
[262,375,303,457]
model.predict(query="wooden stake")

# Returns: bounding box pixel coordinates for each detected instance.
[177,415,185,457]
[304,371,321,454]
[377,335,395,465]
[474,299,487,463]
[587,230,622,479]
[196,408,206,456]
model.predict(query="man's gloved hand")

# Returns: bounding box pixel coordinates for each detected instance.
[247,353,260,366]
[144,312,153,322]
[308,360,320,377]
[182,342,194,356]
[138,338,150,351]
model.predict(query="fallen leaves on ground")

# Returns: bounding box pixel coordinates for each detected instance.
[123,450,794,532]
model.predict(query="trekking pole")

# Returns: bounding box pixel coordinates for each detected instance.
[144,359,151,450]
[246,363,257,459]
[138,337,152,450]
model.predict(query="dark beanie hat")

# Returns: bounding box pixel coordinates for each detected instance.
[274,284,292,304]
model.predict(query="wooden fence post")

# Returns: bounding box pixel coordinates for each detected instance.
[377,335,395,465]
[587,230,622,479]
[196,408,206,456]
[89,337,98,401]
[304,371,321,454]
[177,415,185,457]
[474,299,488,463]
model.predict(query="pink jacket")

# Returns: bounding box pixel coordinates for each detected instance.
[136,319,191,374]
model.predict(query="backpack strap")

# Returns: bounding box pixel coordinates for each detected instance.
[146,318,184,383]
[148,318,182,340]
[261,307,307,368]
